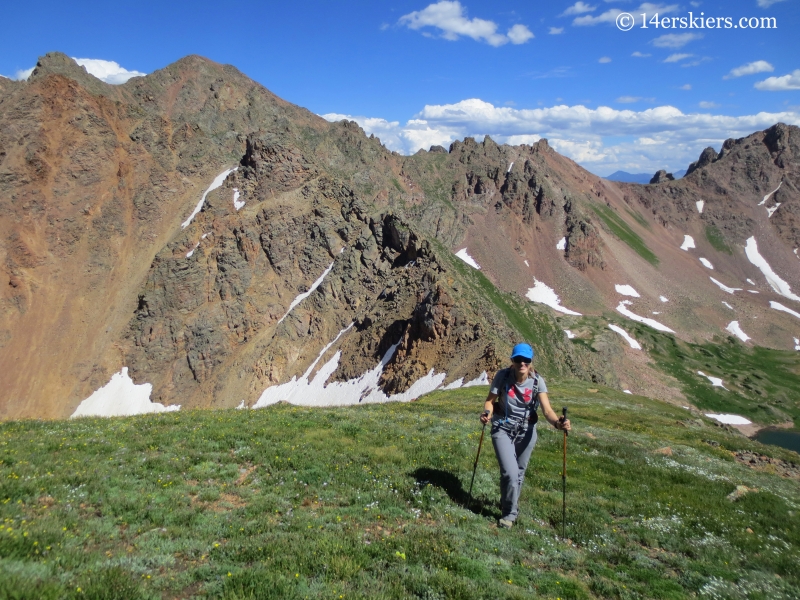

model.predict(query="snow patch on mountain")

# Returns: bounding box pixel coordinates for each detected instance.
[705,413,750,425]
[72,368,180,418]
[615,284,640,297]
[695,200,704,214]
[710,277,741,294]
[233,188,244,210]
[443,371,490,390]
[608,324,641,349]
[182,167,238,228]
[680,235,695,251]
[455,248,481,269]
[725,321,750,342]
[697,371,727,389]
[252,324,445,408]
[616,301,674,332]
[526,279,582,315]
[758,181,781,206]
[745,237,800,302]
[556,237,566,250]
[276,260,337,326]
[699,258,714,269]
[770,301,800,320]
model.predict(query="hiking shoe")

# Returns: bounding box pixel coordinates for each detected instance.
[498,518,514,529]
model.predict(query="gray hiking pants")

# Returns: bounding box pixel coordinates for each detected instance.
[491,421,538,521]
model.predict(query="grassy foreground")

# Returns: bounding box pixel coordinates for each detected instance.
[1,384,799,599]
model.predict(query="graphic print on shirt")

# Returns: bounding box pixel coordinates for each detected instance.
[508,384,533,404]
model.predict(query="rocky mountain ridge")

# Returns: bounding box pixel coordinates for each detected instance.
[1,53,798,420]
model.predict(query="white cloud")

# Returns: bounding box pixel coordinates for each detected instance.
[755,69,800,91]
[651,33,702,48]
[599,56,612,63]
[321,113,405,152]
[561,2,596,16]
[632,51,651,58]
[14,67,34,80]
[574,2,677,26]
[664,53,693,63]
[699,101,720,108]
[399,1,533,46]
[507,24,535,44]
[549,27,565,34]
[724,60,774,79]
[321,98,800,175]
[680,84,692,90]
[11,58,145,84]
[73,58,146,84]
[757,0,787,7]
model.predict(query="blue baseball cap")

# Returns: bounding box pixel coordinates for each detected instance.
[511,343,534,360]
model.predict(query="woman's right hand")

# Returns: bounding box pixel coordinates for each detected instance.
[480,410,491,424]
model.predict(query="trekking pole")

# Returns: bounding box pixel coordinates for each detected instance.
[467,411,490,509]
[561,406,568,539]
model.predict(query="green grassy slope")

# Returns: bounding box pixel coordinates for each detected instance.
[572,316,800,427]
[2,386,798,599]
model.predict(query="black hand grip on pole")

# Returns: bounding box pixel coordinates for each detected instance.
[561,406,568,539]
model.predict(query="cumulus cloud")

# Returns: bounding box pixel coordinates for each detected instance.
[507,24,535,44]
[757,0,787,7]
[320,113,405,151]
[599,57,612,63]
[321,98,800,176]
[651,33,702,48]
[664,53,693,63]
[680,84,692,90]
[632,51,651,58]
[755,70,800,91]
[723,60,774,79]
[399,1,533,46]
[549,27,565,34]
[574,2,677,26]
[11,58,145,84]
[14,67,35,80]
[561,2,596,16]
[73,58,146,84]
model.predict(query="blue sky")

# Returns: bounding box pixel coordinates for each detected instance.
[1,0,798,175]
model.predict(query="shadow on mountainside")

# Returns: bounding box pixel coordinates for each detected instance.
[410,467,500,520]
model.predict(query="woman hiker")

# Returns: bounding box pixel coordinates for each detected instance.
[480,343,571,528]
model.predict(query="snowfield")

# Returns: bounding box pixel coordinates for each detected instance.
[182,167,238,229]
[745,237,800,302]
[526,279,582,315]
[608,324,641,349]
[455,248,481,269]
[72,368,180,418]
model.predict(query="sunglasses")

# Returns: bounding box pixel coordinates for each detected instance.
[512,358,531,365]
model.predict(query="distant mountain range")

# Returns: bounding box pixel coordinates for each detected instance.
[1,52,798,422]
[605,169,687,184]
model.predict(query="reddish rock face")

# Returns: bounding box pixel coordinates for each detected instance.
[1,53,799,419]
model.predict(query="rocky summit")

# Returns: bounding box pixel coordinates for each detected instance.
[1,53,799,420]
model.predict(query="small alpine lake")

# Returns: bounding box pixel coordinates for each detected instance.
[753,427,800,454]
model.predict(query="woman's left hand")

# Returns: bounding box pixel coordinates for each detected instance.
[559,418,572,432]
